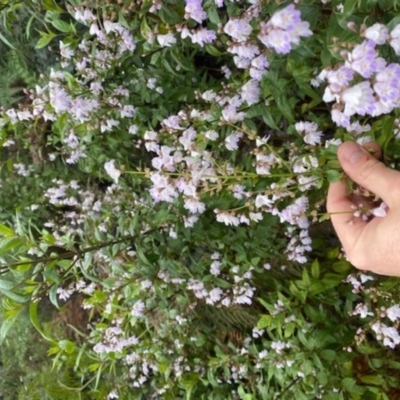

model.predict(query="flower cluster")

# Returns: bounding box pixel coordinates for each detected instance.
[318,23,400,128]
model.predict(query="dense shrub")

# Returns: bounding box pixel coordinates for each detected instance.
[1,0,400,398]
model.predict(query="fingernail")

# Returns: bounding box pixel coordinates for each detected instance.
[340,142,365,164]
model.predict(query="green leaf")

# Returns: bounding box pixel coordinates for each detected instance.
[0,288,29,303]
[311,259,320,279]
[0,223,15,237]
[51,19,72,33]
[140,17,152,39]
[338,0,359,23]
[0,311,21,344]
[0,279,14,290]
[359,375,385,386]
[326,169,342,183]
[180,373,200,400]
[342,377,357,392]
[320,349,337,361]
[49,284,59,309]
[207,6,221,25]
[0,237,24,255]
[43,0,64,12]
[29,302,54,342]
[35,31,56,49]
[302,268,311,286]
[276,95,295,123]
[257,315,272,329]
[261,107,280,130]
[0,31,16,49]
[58,339,76,354]
[204,44,223,57]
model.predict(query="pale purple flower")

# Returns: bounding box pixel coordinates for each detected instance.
[327,66,354,88]
[390,25,400,54]
[49,84,72,113]
[120,105,135,118]
[190,28,216,47]
[270,4,300,30]
[225,131,243,151]
[206,288,223,305]
[228,44,260,59]
[215,211,240,226]
[258,5,312,54]
[295,121,323,145]
[74,8,95,24]
[255,194,273,208]
[371,202,387,218]
[364,23,389,45]
[185,0,206,23]
[240,80,261,105]
[210,260,221,276]
[387,305,400,322]
[224,19,253,42]
[331,109,350,128]
[352,303,373,318]
[233,56,251,69]
[260,29,292,54]
[255,153,276,175]
[131,300,145,317]
[184,198,206,214]
[221,105,246,123]
[250,55,269,80]
[346,40,386,78]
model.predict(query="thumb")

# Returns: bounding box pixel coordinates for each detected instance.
[337,141,400,209]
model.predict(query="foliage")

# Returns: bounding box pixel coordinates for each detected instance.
[0,0,400,399]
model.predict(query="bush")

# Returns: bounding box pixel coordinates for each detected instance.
[0,0,400,398]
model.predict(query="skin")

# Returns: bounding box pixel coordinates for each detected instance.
[327,141,400,276]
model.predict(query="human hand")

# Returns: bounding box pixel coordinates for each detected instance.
[327,141,400,276]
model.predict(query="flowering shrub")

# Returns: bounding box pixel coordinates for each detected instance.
[1,0,400,398]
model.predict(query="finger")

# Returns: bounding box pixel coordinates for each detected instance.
[337,141,400,209]
[363,141,382,160]
[327,180,367,254]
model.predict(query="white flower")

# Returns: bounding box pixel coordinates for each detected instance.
[371,202,387,218]
[341,81,375,116]
[104,160,121,183]
[364,23,389,45]
[387,305,400,322]
[206,288,223,305]
[157,33,176,47]
[205,130,219,141]
[255,194,273,208]
[59,41,74,59]
[107,390,119,399]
